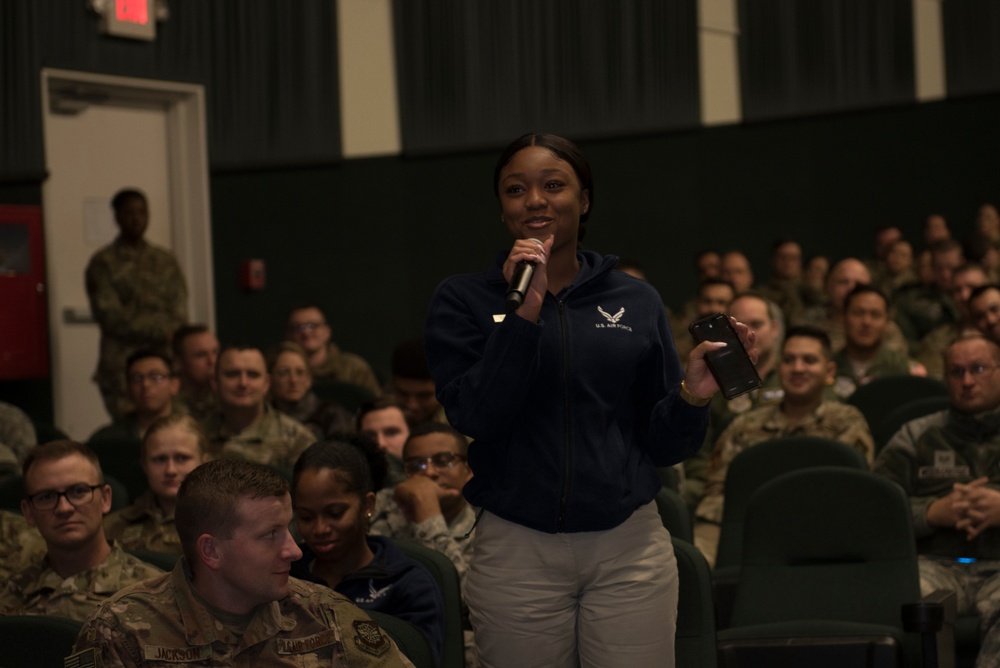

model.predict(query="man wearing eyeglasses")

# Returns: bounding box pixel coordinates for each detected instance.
[369,422,478,666]
[370,422,475,588]
[874,333,1000,666]
[285,304,380,393]
[88,349,181,443]
[0,441,161,619]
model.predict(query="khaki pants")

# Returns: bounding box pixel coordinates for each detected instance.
[467,502,678,668]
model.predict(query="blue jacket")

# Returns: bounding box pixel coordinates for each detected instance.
[291,535,445,665]
[425,249,709,534]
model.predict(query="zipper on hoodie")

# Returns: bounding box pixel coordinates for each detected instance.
[557,299,572,531]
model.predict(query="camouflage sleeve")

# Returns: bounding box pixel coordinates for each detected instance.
[339,353,381,394]
[85,252,187,344]
[694,418,744,523]
[835,407,875,465]
[412,514,471,591]
[0,402,37,464]
[316,591,415,667]
[873,427,937,538]
[69,612,144,668]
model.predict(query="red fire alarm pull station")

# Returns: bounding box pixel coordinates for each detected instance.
[240,259,266,291]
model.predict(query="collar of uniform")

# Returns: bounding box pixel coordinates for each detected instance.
[172,558,291,648]
[117,490,163,523]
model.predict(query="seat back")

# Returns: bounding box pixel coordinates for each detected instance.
[872,395,950,455]
[366,610,435,668]
[0,614,83,667]
[395,540,465,668]
[87,433,148,503]
[731,467,919,629]
[126,548,179,572]
[846,375,947,430]
[674,537,717,668]
[715,436,868,571]
[656,486,693,543]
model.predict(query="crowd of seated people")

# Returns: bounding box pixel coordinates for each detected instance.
[4,203,1000,666]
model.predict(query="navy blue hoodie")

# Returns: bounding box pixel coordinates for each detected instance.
[425,250,709,534]
[291,535,445,665]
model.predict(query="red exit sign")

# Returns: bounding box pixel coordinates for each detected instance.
[117,0,149,25]
[100,0,156,41]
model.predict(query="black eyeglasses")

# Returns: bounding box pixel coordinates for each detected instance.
[127,372,170,385]
[288,322,326,333]
[25,483,104,511]
[403,452,466,476]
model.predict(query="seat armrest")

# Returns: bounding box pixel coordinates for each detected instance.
[902,589,956,668]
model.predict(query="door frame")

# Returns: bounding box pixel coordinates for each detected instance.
[41,67,215,329]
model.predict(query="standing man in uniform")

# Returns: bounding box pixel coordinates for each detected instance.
[86,188,187,419]
[68,458,413,667]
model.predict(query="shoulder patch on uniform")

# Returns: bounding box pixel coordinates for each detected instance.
[143,645,213,662]
[65,648,99,668]
[353,619,390,657]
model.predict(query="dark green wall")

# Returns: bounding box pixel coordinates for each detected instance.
[210,93,1000,372]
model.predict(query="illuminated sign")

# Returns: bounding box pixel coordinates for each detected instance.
[100,0,156,41]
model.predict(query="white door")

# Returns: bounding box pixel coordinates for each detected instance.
[42,70,214,441]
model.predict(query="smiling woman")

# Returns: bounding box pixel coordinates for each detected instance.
[424,133,755,667]
[290,435,446,665]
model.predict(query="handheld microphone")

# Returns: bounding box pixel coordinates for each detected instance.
[505,238,544,312]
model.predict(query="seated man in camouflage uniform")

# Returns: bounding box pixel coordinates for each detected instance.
[970,284,1000,345]
[874,333,1000,668]
[171,324,220,424]
[88,349,181,443]
[202,345,316,473]
[103,414,207,556]
[286,304,381,393]
[694,326,874,567]
[917,264,988,379]
[0,440,162,619]
[831,284,920,399]
[0,400,37,477]
[68,458,413,667]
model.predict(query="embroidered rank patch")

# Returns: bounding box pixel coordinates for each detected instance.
[64,648,99,668]
[143,645,213,662]
[353,620,390,657]
[276,630,337,654]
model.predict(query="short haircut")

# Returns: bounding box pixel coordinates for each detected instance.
[698,277,735,296]
[404,422,469,459]
[171,324,211,358]
[730,291,785,331]
[286,303,326,321]
[783,325,833,359]
[22,440,103,486]
[111,188,146,210]
[141,414,208,461]
[216,345,265,375]
[293,432,387,496]
[770,237,801,253]
[175,459,289,565]
[843,284,888,311]
[125,348,173,378]
[391,337,430,380]
[356,394,403,431]
[266,341,310,373]
[946,332,1000,364]
[969,284,1000,304]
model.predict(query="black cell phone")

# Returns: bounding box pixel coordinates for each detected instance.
[688,312,762,400]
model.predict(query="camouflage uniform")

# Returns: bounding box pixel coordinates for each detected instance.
[0,542,162,621]
[0,400,37,465]
[272,391,354,441]
[831,346,912,399]
[370,492,476,591]
[312,341,381,393]
[681,367,783,505]
[693,400,873,566]
[873,408,1000,666]
[178,387,219,427]
[104,490,182,556]
[696,401,874,525]
[893,284,958,356]
[917,322,979,381]
[0,511,46,580]
[85,238,188,420]
[68,560,414,667]
[804,314,911,357]
[202,405,316,473]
